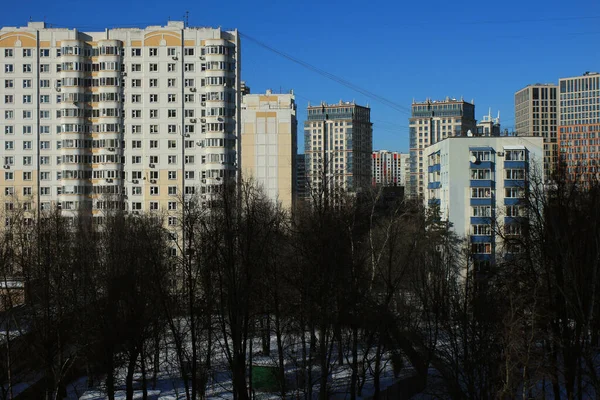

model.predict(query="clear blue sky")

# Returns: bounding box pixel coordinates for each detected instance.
[4,0,600,153]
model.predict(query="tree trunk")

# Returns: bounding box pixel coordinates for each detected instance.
[141,347,148,400]
[350,326,358,400]
[373,342,382,400]
[106,353,115,400]
[125,348,139,400]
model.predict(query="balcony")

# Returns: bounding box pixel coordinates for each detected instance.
[504,160,528,169]
[504,179,526,188]
[470,235,493,243]
[470,161,495,169]
[427,181,441,189]
[504,198,522,205]
[504,216,526,225]
[428,198,441,206]
[470,197,493,206]
[470,216,492,225]
[428,164,441,173]
[470,179,495,188]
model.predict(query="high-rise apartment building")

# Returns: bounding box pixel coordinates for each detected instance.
[476,110,501,136]
[558,72,600,181]
[409,98,476,200]
[372,150,409,187]
[304,101,372,200]
[241,89,297,210]
[514,84,558,177]
[0,21,241,222]
[424,136,543,274]
[296,154,307,201]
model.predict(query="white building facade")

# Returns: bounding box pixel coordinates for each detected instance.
[371,150,409,187]
[424,136,543,273]
[0,21,241,223]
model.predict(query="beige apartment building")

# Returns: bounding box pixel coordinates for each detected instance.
[371,150,409,188]
[514,84,558,177]
[241,90,297,210]
[0,21,241,228]
[304,101,372,201]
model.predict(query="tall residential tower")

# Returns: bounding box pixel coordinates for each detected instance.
[409,98,476,200]
[514,84,558,177]
[304,101,372,201]
[241,89,297,210]
[0,21,241,223]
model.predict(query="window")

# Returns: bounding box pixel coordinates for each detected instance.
[471,188,492,198]
[40,64,50,73]
[185,155,195,164]
[23,79,32,88]
[131,48,141,57]
[149,48,158,56]
[150,186,159,195]
[168,109,177,118]
[23,171,32,181]
[149,156,159,164]
[150,109,158,118]
[23,64,32,73]
[131,156,141,164]
[168,94,176,103]
[23,48,32,57]
[168,171,177,180]
[40,126,50,134]
[131,202,142,210]
[131,64,142,72]
[40,141,50,149]
[184,63,194,72]
[149,78,158,87]
[167,48,176,56]
[5,64,13,73]
[23,141,32,149]
[131,125,142,134]
[40,49,50,57]
[131,140,142,149]
[40,79,50,87]
[40,95,50,103]
[149,63,158,72]
[40,156,50,165]
[5,110,13,119]
[23,95,32,104]
[23,156,32,165]
[470,169,491,180]
[472,206,491,217]
[185,171,195,179]
[168,186,177,195]
[132,110,141,118]
[185,94,195,103]
[149,94,158,103]
[149,140,158,149]
[184,48,194,56]
[149,201,159,211]
[150,171,159,180]
[4,156,13,165]
[168,140,177,149]
[506,205,523,217]
[132,79,142,87]
[184,78,195,87]
[505,169,526,180]
[4,79,13,88]
[5,187,13,196]
[168,201,177,210]
[23,110,32,119]
[471,151,491,162]
[168,78,176,87]
[150,125,159,134]
[4,49,13,57]
[504,224,522,236]
[168,155,177,164]
[4,172,13,180]
[40,187,50,195]
[132,187,142,195]
[5,95,13,104]
[505,150,525,161]
[168,125,177,134]
[40,171,50,180]
[471,224,491,235]
[22,187,32,196]
[505,188,523,198]
[167,63,176,72]
[168,216,177,226]
[472,243,492,254]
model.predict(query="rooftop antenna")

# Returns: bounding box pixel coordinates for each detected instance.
[185,11,189,28]
[497,110,500,123]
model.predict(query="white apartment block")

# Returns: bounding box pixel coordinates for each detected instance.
[304,101,372,200]
[241,89,297,210]
[371,150,408,187]
[424,136,543,274]
[0,21,240,225]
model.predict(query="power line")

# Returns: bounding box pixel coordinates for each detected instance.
[239,32,413,115]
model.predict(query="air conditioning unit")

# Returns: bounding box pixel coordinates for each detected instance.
[196,141,203,147]
[132,179,139,184]
[132,210,140,215]
[150,179,157,184]
[108,147,115,152]
[106,178,113,183]
[199,56,205,60]
[190,118,197,123]
[217,117,224,122]
[184,133,190,138]
[3,165,10,169]
[497,152,505,157]
[190,87,197,92]
[201,101,206,106]
[149,163,155,168]
[121,72,127,77]
[201,118,206,122]
[201,179,206,183]
[172,56,178,61]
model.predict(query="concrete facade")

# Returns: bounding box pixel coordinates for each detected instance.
[372,150,409,188]
[241,90,297,210]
